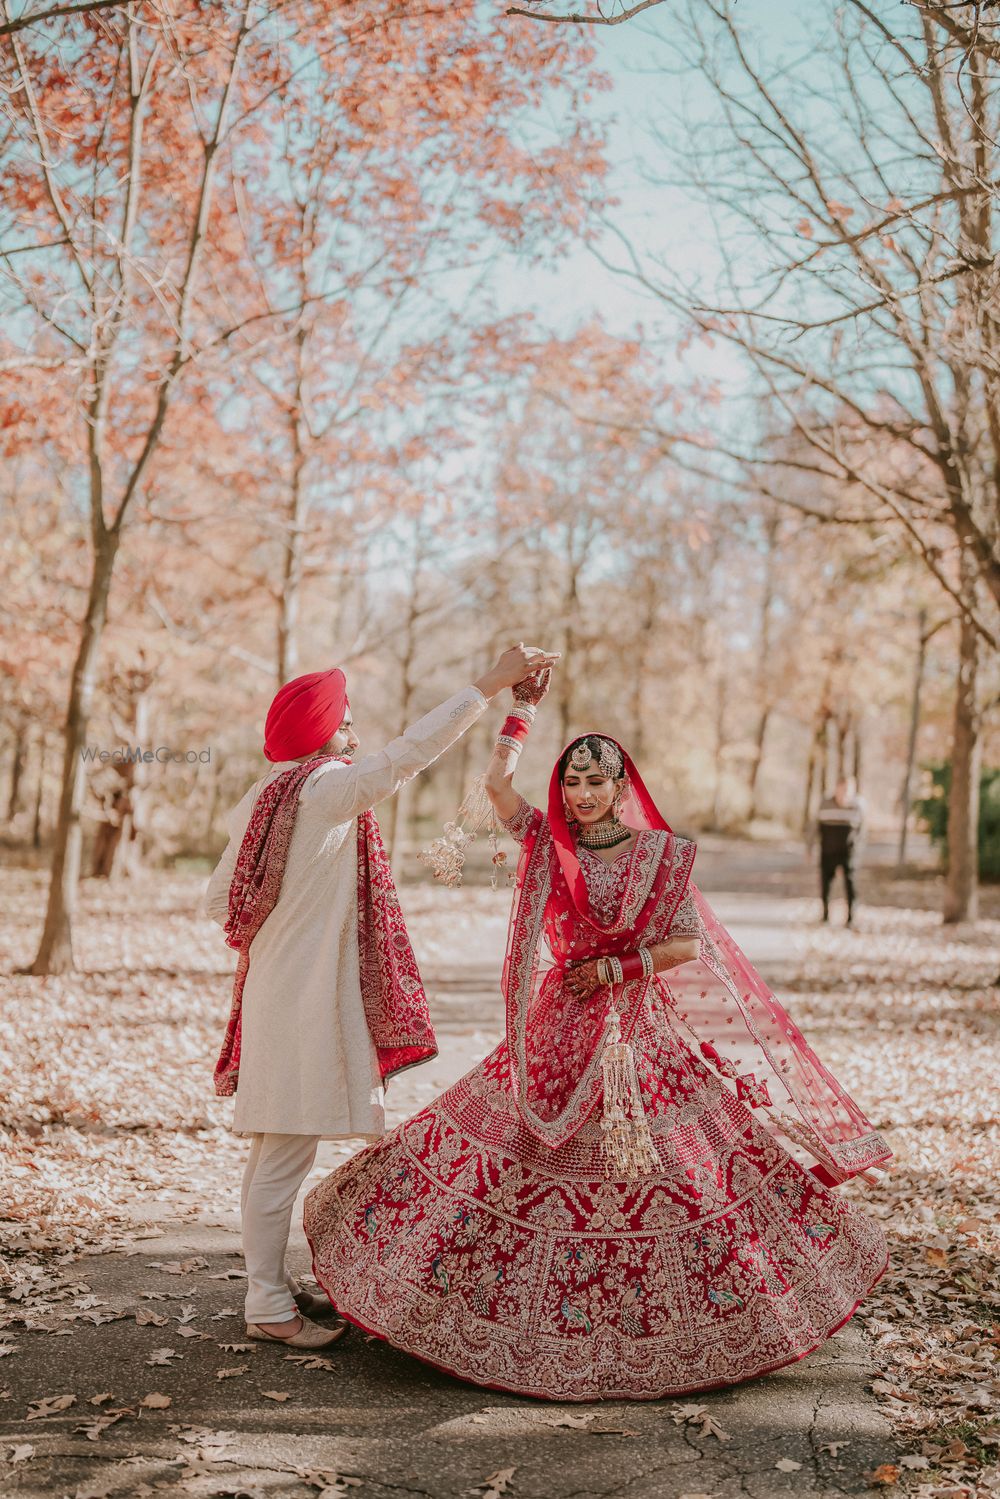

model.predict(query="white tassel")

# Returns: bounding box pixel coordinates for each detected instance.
[417,773,510,889]
[457,771,493,828]
[600,1003,658,1180]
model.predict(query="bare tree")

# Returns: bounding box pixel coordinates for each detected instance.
[2,3,257,970]
[545,0,1000,917]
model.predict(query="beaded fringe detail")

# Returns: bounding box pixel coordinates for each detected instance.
[600,1002,658,1179]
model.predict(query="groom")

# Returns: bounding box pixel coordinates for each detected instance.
[203,644,558,1348]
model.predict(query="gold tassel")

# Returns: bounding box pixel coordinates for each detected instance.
[600,1001,659,1180]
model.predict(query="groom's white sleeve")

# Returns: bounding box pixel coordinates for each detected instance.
[199,685,488,925]
[308,685,488,824]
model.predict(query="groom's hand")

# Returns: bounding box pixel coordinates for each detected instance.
[474,643,560,701]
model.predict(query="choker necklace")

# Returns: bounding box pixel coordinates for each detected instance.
[577,818,632,849]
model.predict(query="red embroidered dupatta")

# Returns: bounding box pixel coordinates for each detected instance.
[502,735,892,1186]
[213,756,436,1097]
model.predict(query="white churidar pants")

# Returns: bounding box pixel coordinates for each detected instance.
[241,1133,320,1323]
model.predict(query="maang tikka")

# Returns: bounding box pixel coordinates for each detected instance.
[570,738,623,779]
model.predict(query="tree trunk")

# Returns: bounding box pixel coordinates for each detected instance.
[802,687,831,844]
[943,566,981,924]
[709,673,727,829]
[852,716,862,786]
[276,326,308,684]
[629,576,657,766]
[385,526,424,874]
[32,734,46,850]
[28,535,119,973]
[7,721,26,821]
[896,609,927,869]
[801,737,818,840]
[91,673,152,879]
[747,704,771,824]
[90,787,130,879]
[748,509,778,822]
[203,757,223,840]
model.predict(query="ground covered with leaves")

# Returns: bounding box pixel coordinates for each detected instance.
[0,859,997,1498]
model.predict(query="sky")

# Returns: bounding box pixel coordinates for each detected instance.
[493,1,815,343]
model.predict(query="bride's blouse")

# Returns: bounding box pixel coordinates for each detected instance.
[499,794,701,939]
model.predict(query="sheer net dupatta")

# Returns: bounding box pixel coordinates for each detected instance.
[500,732,892,1189]
[665,886,892,1186]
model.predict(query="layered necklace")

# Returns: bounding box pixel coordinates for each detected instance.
[577,817,632,850]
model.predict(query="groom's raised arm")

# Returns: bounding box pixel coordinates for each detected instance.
[307,686,488,824]
[308,645,560,824]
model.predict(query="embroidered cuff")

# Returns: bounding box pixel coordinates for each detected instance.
[499,794,535,843]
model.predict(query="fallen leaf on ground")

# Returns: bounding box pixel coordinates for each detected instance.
[298,1476,361,1498]
[262,1390,290,1401]
[146,1347,179,1366]
[819,1440,850,1456]
[470,1470,516,1499]
[8,1444,34,1464]
[170,1425,234,1447]
[868,1465,902,1486]
[220,1342,254,1352]
[671,1404,731,1443]
[284,1352,335,1370]
[775,1458,801,1472]
[140,1392,172,1408]
[146,1258,206,1275]
[215,1365,248,1380]
[26,1393,76,1419]
[88,1393,114,1405]
[74,1412,125,1441]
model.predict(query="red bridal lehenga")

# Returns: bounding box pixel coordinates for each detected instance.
[304,738,891,1402]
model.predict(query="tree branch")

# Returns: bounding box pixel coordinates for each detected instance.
[507,0,668,23]
[0,0,130,38]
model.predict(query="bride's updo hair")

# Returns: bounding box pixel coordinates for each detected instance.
[559,735,625,781]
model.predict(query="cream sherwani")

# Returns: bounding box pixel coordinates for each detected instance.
[203,685,487,1139]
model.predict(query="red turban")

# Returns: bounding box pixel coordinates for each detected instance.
[263,668,349,763]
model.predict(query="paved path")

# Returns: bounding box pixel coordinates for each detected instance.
[1,854,897,1499]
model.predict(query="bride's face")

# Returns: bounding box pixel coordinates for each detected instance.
[562,762,619,824]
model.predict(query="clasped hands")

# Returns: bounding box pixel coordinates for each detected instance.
[563,958,604,1002]
[563,954,645,1001]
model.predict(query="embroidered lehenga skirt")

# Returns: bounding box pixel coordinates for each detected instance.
[303,990,888,1402]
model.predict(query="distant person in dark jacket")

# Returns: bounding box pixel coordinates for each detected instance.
[818,777,866,928]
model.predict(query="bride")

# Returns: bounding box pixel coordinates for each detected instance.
[304,672,891,1401]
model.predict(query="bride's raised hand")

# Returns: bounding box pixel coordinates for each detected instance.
[513,667,552,708]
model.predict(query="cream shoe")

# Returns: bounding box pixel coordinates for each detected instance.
[246,1315,346,1349]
